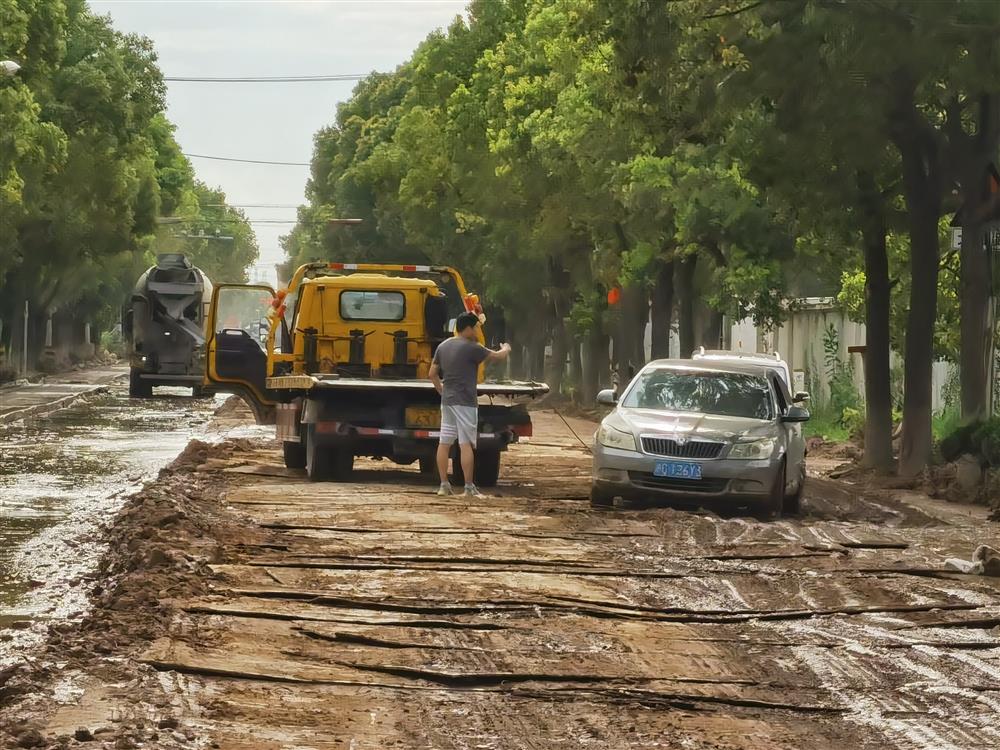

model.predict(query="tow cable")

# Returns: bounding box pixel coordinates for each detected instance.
[552,408,593,454]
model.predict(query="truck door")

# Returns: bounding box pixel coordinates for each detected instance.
[205,284,279,422]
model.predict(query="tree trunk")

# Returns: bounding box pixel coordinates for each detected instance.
[959,212,993,422]
[892,77,945,478]
[676,255,697,357]
[614,285,643,382]
[895,167,941,475]
[704,309,723,349]
[631,284,648,367]
[898,209,939,478]
[650,260,675,360]
[509,343,524,380]
[546,321,568,396]
[857,172,894,472]
[568,336,583,403]
[583,328,610,402]
[948,94,1000,423]
[529,336,546,382]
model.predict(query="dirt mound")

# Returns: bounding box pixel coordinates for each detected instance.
[0,439,272,748]
[213,394,253,418]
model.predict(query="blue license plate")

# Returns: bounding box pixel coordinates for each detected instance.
[654,461,702,480]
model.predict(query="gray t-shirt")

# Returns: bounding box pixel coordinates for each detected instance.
[432,337,489,407]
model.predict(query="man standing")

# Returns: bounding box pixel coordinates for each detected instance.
[429,312,511,496]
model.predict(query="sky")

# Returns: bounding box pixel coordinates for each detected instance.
[92,0,467,284]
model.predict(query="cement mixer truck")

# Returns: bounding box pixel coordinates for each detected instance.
[122,253,213,398]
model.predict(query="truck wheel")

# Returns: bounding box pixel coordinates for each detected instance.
[283,440,306,470]
[473,450,501,487]
[191,385,209,399]
[129,368,151,398]
[418,456,437,476]
[305,425,329,481]
[329,447,354,482]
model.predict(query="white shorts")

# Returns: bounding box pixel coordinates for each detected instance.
[439,405,478,447]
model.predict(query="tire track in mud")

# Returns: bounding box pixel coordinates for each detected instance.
[6,410,999,749]
[159,415,1000,748]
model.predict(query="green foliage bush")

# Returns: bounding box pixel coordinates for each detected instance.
[941,417,1000,466]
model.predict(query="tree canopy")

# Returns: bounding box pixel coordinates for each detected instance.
[0,0,257,364]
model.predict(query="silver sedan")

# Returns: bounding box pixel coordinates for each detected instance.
[591,360,809,516]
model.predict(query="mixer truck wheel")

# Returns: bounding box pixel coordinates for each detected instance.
[129,368,152,398]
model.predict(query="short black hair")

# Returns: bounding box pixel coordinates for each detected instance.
[455,311,480,332]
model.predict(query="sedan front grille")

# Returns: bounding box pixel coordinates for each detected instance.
[641,436,723,459]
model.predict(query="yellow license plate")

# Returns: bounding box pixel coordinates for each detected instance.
[406,407,440,429]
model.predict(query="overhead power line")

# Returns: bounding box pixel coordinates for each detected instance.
[165,74,367,83]
[184,152,309,166]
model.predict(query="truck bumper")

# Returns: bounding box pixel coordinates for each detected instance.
[304,420,514,462]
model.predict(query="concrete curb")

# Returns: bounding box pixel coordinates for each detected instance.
[0,380,122,427]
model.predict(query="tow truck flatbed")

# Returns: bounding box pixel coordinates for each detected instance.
[267,374,549,398]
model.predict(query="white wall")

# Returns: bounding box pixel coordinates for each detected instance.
[733,299,953,412]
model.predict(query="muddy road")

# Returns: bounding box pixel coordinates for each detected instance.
[0,384,232,666]
[2,408,1000,749]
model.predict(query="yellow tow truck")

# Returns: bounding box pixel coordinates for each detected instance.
[202,262,548,483]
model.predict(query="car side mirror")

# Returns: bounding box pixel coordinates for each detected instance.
[793,391,810,403]
[596,389,618,406]
[783,405,810,423]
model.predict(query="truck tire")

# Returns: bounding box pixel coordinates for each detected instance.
[473,450,501,487]
[283,440,307,470]
[305,424,329,481]
[418,456,437,476]
[329,447,354,482]
[191,384,209,399]
[129,368,152,398]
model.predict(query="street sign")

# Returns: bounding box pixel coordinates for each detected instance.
[952,227,963,250]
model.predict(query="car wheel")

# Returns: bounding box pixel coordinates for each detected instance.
[760,461,785,519]
[783,465,805,515]
[590,485,615,509]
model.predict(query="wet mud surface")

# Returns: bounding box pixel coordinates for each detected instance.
[0,386,221,665]
[1,409,999,749]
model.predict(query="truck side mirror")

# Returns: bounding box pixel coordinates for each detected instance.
[596,389,618,406]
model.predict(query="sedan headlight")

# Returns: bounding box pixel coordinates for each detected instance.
[597,424,637,452]
[729,437,776,460]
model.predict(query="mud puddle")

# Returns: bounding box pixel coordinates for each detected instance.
[0,385,227,666]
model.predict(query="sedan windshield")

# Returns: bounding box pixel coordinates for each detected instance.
[622,369,774,420]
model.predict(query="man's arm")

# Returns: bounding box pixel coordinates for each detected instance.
[485,342,512,364]
[429,362,443,394]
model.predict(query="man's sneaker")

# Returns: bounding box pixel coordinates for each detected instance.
[436,483,453,496]
[463,484,484,498]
